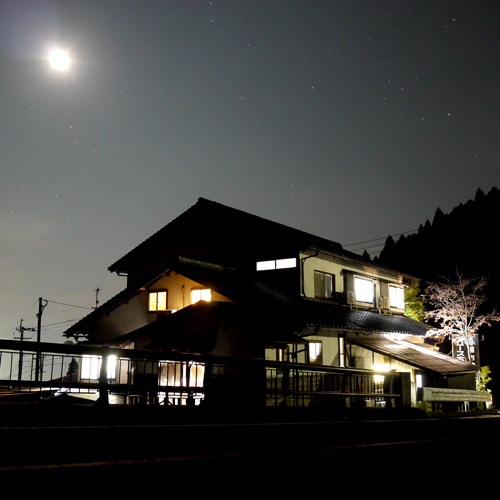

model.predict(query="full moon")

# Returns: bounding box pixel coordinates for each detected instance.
[49,49,70,70]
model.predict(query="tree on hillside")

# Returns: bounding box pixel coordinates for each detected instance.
[422,273,500,363]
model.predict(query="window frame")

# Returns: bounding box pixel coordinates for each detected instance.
[389,285,405,310]
[191,288,212,304]
[256,258,297,271]
[354,277,374,304]
[148,291,168,312]
[308,341,323,365]
[314,270,334,300]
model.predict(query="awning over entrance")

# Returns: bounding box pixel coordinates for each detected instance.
[348,337,477,375]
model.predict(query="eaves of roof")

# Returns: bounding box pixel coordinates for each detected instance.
[348,337,477,375]
[299,298,430,336]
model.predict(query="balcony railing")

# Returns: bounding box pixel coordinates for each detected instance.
[0,340,409,409]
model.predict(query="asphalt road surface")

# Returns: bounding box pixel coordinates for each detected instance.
[2,413,499,480]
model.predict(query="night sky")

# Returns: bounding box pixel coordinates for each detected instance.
[1,0,499,342]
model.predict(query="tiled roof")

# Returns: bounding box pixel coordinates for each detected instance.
[107,198,415,278]
[348,337,477,375]
[298,298,430,336]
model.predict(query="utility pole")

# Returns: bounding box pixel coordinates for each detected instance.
[14,319,35,381]
[35,297,48,383]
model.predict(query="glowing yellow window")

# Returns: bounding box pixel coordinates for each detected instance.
[191,288,211,304]
[149,291,167,311]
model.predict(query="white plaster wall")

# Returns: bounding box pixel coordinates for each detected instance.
[300,253,405,313]
[91,272,233,342]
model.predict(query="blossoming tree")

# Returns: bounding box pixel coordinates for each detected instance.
[423,273,500,363]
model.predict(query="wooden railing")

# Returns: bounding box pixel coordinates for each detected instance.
[0,340,411,408]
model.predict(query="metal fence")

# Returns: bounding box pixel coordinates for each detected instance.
[0,340,407,408]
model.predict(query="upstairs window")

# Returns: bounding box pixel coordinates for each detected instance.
[354,277,374,304]
[389,285,405,309]
[256,258,297,271]
[191,288,212,304]
[314,271,334,299]
[149,291,167,312]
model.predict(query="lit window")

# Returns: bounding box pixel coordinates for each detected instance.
[81,355,99,380]
[389,285,405,309]
[81,355,117,380]
[191,288,211,304]
[257,260,275,271]
[355,277,374,304]
[149,291,167,311]
[276,258,297,269]
[256,258,297,271]
[314,271,334,299]
[309,342,323,365]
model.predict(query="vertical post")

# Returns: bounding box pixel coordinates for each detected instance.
[18,320,24,381]
[203,359,213,406]
[97,352,109,406]
[282,367,290,407]
[35,298,47,383]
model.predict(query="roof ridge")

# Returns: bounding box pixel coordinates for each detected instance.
[195,197,344,248]
[195,198,416,276]
[108,197,417,278]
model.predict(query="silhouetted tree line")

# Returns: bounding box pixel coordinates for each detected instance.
[373,186,500,286]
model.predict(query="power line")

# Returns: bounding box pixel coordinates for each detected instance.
[41,317,85,331]
[348,242,386,253]
[45,300,94,310]
[343,228,418,248]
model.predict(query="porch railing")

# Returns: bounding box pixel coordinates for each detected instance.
[0,340,410,408]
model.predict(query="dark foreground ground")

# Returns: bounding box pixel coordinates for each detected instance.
[1,403,498,488]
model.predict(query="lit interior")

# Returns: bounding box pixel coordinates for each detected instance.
[309,342,322,362]
[81,355,117,380]
[355,277,373,303]
[257,260,275,271]
[373,363,391,383]
[149,291,167,311]
[275,258,297,269]
[191,288,211,303]
[257,258,296,271]
[389,285,405,309]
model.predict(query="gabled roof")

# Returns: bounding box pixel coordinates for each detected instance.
[107,197,412,278]
[348,337,477,375]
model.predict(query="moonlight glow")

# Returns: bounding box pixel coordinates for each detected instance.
[49,49,70,70]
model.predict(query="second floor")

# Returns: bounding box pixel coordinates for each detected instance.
[256,248,412,315]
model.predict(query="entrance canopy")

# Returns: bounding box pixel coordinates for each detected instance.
[348,336,477,375]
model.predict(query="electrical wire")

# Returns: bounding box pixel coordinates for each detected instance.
[342,228,418,248]
[45,300,93,310]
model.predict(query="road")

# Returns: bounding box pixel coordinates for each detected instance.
[1,412,498,477]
